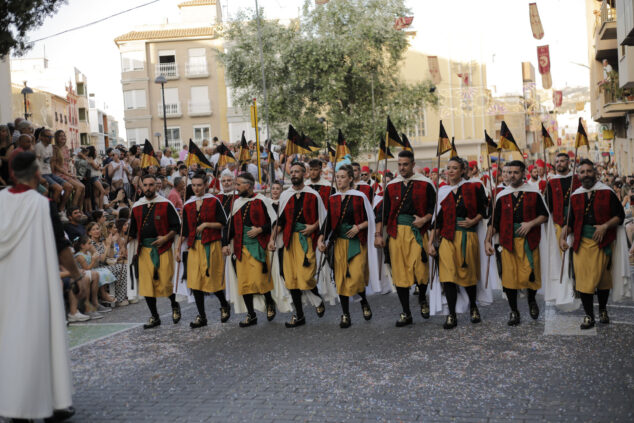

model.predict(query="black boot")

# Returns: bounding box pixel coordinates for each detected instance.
[44,406,76,422]
[419,296,430,319]
[470,305,481,324]
[190,315,208,329]
[443,313,457,330]
[507,311,521,326]
[580,315,596,330]
[395,313,413,327]
[267,301,277,321]
[220,305,231,323]
[599,309,610,324]
[340,313,351,328]
[285,314,306,328]
[239,313,257,328]
[529,301,540,320]
[143,316,161,329]
[172,302,181,324]
[361,301,372,321]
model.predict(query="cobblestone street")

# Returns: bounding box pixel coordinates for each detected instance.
[60,292,634,422]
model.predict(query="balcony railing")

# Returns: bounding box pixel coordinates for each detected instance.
[595,0,616,34]
[155,62,179,79]
[167,139,182,149]
[157,102,182,118]
[186,62,209,78]
[188,100,212,116]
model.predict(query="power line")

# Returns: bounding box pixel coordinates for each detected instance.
[28,0,160,44]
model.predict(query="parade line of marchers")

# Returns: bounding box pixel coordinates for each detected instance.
[0,118,631,422]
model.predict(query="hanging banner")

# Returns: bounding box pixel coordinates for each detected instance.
[541,72,552,89]
[394,16,414,30]
[553,90,563,107]
[529,3,544,40]
[427,56,441,84]
[537,45,550,74]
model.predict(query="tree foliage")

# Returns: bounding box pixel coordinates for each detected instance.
[219,0,438,155]
[0,0,67,57]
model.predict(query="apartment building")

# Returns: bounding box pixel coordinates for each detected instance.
[587,0,634,174]
[114,0,229,150]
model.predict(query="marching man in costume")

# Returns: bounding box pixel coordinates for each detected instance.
[223,172,278,327]
[317,164,380,328]
[269,162,327,328]
[375,150,436,327]
[308,158,334,212]
[352,162,374,203]
[559,159,628,329]
[429,157,488,329]
[177,172,229,328]
[128,174,181,329]
[546,152,580,241]
[485,160,548,326]
[216,171,236,216]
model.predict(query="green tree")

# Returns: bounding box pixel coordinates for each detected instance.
[219,0,439,155]
[0,0,67,57]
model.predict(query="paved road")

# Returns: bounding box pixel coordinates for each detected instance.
[23,292,634,422]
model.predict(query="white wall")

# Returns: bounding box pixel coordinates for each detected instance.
[0,58,13,123]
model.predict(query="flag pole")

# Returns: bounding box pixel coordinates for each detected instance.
[175,153,192,292]
[429,151,442,288]
[483,150,496,289]
[542,136,550,210]
[559,146,579,285]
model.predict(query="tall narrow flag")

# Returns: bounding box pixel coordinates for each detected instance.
[541,123,554,148]
[529,3,544,39]
[285,124,320,155]
[575,118,589,149]
[386,116,405,149]
[327,142,336,163]
[238,131,251,162]
[140,139,159,168]
[336,129,351,157]
[499,121,521,153]
[450,137,458,158]
[186,139,213,169]
[437,120,452,156]
[216,143,236,167]
[400,133,413,151]
[485,130,498,154]
[378,136,394,160]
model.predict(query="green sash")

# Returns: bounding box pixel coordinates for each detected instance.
[456,217,477,267]
[513,223,535,271]
[242,226,266,263]
[397,214,423,249]
[293,222,309,253]
[195,233,212,271]
[581,224,612,257]
[337,223,361,260]
[141,238,160,269]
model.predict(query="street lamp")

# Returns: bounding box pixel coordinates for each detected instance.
[154,131,161,146]
[21,83,33,120]
[154,75,168,149]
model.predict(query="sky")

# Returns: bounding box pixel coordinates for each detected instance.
[18,0,591,131]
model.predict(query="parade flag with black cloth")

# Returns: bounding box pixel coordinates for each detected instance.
[400,133,413,151]
[285,124,320,155]
[186,139,213,169]
[238,131,251,162]
[327,142,336,163]
[542,123,554,148]
[450,137,458,158]
[485,130,499,154]
[140,139,159,168]
[386,116,405,149]
[378,136,394,160]
[216,143,237,167]
[499,121,521,152]
[437,120,452,156]
[575,118,588,149]
[337,129,351,157]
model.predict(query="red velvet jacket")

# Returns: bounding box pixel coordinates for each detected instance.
[132,202,173,254]
[439,183,479,241]
[233,198,270,260]
[385,180,431,239]
[328,194,367,244]
[183,197,222,247]
[570,189,616,252]
[548,176,580,226]
[498,192,541,252]
[281,192,319,249]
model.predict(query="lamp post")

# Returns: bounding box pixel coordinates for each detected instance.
[21,83,33,120]
[154,75,168,149]
[154,131,162,146]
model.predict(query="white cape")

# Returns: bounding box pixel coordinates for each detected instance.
[372,194,395,294]
[0,189,73,418]
[429,180,495,316]
[224,193,293,314]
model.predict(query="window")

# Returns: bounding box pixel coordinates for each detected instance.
[189,86,210,115]
[121,51,145,72]
[160,88,180,115]
[123,89,147,110]
[55,112,58,122]
[166,127,181,149]
[76,82,85,96]
[187,48,207,75]
[414,108,427,138]
[193,125,210,143]
[158,50,177,78]
[80,133,89,145]
[78,108,87,121]
[161,87,179,104]
[126,128,149,145]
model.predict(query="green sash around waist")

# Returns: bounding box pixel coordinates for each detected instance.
[242,226,266,263]
[581,224,612,257]
[141,238,160,269]
[397,214,423,249]
[456,217,477,265]
[196,233,212,270]
[337,223,361,260]
[513,223,535,271]
[293,222,309,253]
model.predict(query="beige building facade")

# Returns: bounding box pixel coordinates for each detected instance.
[114,1,229,151]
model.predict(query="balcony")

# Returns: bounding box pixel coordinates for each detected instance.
[592,85,634,123]
[595,2,618,61]
[155,62,179,79]
[188,100,212,117]
[185,62,209,78]
[157,102,182,118]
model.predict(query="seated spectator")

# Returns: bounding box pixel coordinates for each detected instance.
[72,235,111,319]
[61,265,91,323]
[91,210,107,240]
[86,222,128,305]
[52,130,85,211]
[64,206,86,241]
[35,128,73,215]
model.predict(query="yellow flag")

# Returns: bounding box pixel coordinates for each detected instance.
[575,118,588,149]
